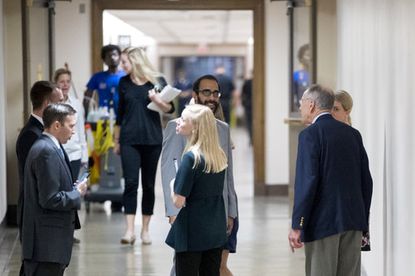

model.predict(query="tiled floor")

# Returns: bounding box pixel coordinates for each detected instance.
[1,128,305,276]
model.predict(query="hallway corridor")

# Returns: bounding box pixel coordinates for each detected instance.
[1,128,304,276]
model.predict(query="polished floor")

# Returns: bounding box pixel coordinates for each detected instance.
[0,128,305,276]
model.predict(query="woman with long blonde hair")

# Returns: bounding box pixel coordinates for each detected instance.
[166,104,228,276]
[114,46,174,245]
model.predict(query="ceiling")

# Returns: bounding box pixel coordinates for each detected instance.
[107,10,253,45]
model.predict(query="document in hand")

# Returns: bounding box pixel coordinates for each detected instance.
[147,84,181,112]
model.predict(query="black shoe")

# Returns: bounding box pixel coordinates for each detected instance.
[73,237,81,244]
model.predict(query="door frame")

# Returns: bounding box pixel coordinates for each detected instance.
[91,0,267,195]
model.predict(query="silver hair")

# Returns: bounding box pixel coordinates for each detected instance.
[303,84,334,110]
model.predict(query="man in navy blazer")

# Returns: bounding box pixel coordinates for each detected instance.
[288,84,372,276]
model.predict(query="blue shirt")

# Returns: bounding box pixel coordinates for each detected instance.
[86,70,126,115]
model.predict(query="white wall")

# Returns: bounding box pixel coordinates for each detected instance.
[0,0,7,222]
[337,0,415,275]
[55,0,91,99]
[265,0,289,185]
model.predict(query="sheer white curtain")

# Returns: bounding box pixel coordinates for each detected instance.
[337,0,415,275]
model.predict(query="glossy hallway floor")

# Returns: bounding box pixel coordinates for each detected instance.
[0,128,305,276]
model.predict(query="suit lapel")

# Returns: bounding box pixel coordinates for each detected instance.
[59,143,75,182]
[42,135,73,183]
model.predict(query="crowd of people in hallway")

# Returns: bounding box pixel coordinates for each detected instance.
[14,43,372,276]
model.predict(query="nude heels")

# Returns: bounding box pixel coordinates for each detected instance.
[120,234,136,245]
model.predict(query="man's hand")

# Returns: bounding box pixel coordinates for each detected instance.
[168,216,177,225]
[227,217,234,235]
[288,229,303,252]
[76,179,88,196]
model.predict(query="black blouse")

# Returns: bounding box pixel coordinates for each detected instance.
[116,76,173,145]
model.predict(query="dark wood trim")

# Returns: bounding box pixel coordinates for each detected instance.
[91,0,266,195]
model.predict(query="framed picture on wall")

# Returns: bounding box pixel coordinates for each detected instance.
[288,0,316,116]
[118,35,131,50]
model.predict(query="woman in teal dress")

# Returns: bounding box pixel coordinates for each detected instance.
[166,104,228,276]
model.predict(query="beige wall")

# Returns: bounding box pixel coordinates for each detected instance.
[4,0,23,211]
[0,0,7,221]
[55,0,91,99]
[264,0,289,185]
[316,0,337,88]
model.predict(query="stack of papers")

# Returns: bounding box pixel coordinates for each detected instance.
[147,85,182,112]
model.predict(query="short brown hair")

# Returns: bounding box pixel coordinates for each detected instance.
[30,81,57,110]
[43,103,76,128]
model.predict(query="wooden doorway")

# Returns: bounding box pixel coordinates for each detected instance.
[91,0,266,195]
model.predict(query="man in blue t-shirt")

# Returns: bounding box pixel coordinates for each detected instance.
[83,44,125,118]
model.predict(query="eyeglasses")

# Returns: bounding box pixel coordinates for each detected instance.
[198,89,221,98]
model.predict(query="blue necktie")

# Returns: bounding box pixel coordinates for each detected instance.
[58,147,65,159]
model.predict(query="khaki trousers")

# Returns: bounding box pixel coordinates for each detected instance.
[304,230,362,276]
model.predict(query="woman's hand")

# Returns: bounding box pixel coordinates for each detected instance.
[148,89,161,103]
[173,194,186,208]
[148,88,173,113]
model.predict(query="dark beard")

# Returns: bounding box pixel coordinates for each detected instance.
[196,95,219,113]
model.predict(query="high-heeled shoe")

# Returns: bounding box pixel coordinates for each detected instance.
[140,231,152,245]
[120,234,136,245]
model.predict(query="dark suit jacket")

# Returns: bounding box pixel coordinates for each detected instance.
[292,114,373,243]
[16,115,44,230]
[22,135,81,265]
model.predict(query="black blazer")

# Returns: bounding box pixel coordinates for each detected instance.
[292,114,373,243]
[16,115,44,230]
[22,135,81,265]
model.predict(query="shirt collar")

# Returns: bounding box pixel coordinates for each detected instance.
[43,131,61,149]
[31,113,44,125]
[312,112,331,124]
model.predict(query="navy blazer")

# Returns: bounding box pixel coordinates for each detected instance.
[292,114,373,243]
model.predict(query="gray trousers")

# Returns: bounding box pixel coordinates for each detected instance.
[305,231,362,276]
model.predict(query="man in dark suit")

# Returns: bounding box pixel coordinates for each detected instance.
[16,81,63,232]
[15,81,63,275]
[22,103,87,276]
[288,84,373,276]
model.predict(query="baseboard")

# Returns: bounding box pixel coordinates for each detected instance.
[6,205,17,226]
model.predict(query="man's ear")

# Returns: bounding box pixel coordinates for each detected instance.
[192,91,198,103]
[53,120,61,130]
[309,100,316,112]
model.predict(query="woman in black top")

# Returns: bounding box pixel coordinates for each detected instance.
[114,47,174,245]
[166,104,228,276]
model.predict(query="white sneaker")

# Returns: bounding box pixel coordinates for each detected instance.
[140,231,152,245]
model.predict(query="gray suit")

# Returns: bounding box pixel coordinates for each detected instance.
[22,135,81,266]
[161,119,238,219]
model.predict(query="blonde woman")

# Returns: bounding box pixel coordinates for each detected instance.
[114,47,174,245]
[332,90,353,125]
[166,104,228,276]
